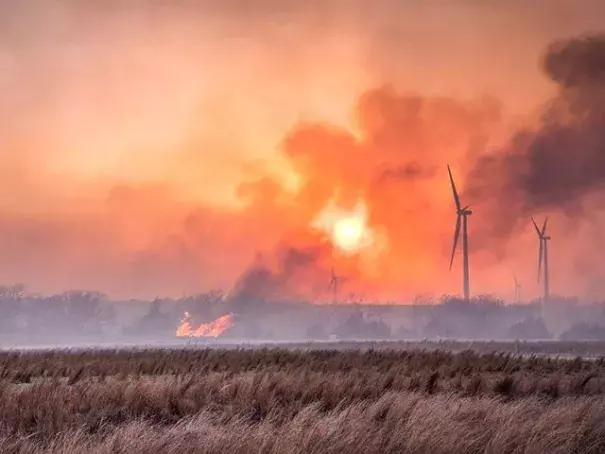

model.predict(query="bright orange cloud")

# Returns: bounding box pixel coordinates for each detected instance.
[0,2,604,302]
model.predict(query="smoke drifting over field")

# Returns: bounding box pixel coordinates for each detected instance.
[0,2,605,300]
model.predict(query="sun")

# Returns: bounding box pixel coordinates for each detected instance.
[333,214,366,253]
[311,198,375,255]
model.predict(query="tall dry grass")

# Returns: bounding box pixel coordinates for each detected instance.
[0,347,604,453]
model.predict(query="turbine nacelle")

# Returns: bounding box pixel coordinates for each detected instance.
[531,216,549,239]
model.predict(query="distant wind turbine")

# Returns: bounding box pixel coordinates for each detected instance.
[447,165,472,300]
[513,274,521,302]
[328,267,343,304]
[531,216,551,302]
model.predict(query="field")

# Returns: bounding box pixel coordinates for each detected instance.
[2,343,605,453]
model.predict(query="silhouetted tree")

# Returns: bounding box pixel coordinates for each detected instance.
[125,298,173,337]
[334,313,391,339]
[508,316,551,340]
[176,291,226,318]
[560,323,605,341]
[394,325,416,339]
[306,323,328,339]
[0,284,25,333]
[58,291,114,336]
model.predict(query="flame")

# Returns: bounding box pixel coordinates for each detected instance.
[176,312,235,338]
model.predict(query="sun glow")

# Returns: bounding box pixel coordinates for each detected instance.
[312,199,375,254]
[333,216,366,252]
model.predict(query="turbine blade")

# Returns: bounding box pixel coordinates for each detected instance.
[449,214,461,270]
[531,217,541,237]
[538,239,543,283]
[513,274,518,285]
[541,216,549,236]
[447,165,461,211]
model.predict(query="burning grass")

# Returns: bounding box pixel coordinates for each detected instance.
[175,312,234,338]
[1,346,605,452]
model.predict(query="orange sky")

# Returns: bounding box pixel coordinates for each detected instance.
[0,1,604,301]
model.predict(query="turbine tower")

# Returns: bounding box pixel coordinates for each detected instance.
[447,165,472,300]
[513,274,521,303]
[531,216,551,302]
[328,267,342,304]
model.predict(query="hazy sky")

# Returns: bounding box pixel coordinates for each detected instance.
[0,1,604,300]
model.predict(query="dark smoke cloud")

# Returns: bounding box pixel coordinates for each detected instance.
[379,162,438,182]
[544,35,605,88]
[466,34,605,243]
[232,243,328,302]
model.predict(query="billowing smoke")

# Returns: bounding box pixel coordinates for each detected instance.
[0,2,605,300]
[466,34,605,239]
[233,245,325,302]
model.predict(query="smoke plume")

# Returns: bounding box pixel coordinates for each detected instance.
[0,2,604,300]
[466,34,605,237]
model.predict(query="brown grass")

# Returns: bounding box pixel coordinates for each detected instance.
[0,347,604,453]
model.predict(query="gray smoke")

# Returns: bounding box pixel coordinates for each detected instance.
[466,34,605,243]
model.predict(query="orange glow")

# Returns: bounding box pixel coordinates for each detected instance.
[176,312,235,338]
[312,199,376,255]
[0,3,603,302]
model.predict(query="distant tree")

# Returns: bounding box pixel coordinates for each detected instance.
[560,323,605,341]
[176,291,226,317]
[306,323,328,339]
[334,313,391,340]
[394,325,416,339]
[473,294,505,306]
[242,319,264,339]
[125,298,173,337]
[0,284,25,301]
[413,293,437,306]
[223,317,263,339]
[59,291,113,336]
[508,316,551,340]
[440,296,475,316]
[423,315,453,339]
[0,284,25,333]
[440,295,505,315]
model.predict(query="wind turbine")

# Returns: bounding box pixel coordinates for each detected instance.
[328,267,343,304]
[513,274,521,302]
[531,216,551,302]
[447,165,472,300]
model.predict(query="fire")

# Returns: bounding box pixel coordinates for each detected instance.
[312,198,375,255]
[176,312,235,338]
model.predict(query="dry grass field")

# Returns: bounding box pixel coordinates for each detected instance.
[1,346,605,453]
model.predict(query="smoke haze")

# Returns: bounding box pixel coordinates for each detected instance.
[0,1,605,300]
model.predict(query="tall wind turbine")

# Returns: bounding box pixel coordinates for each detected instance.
[328,267,343,304]
[531,216,551,302]
[447,165,472,300]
